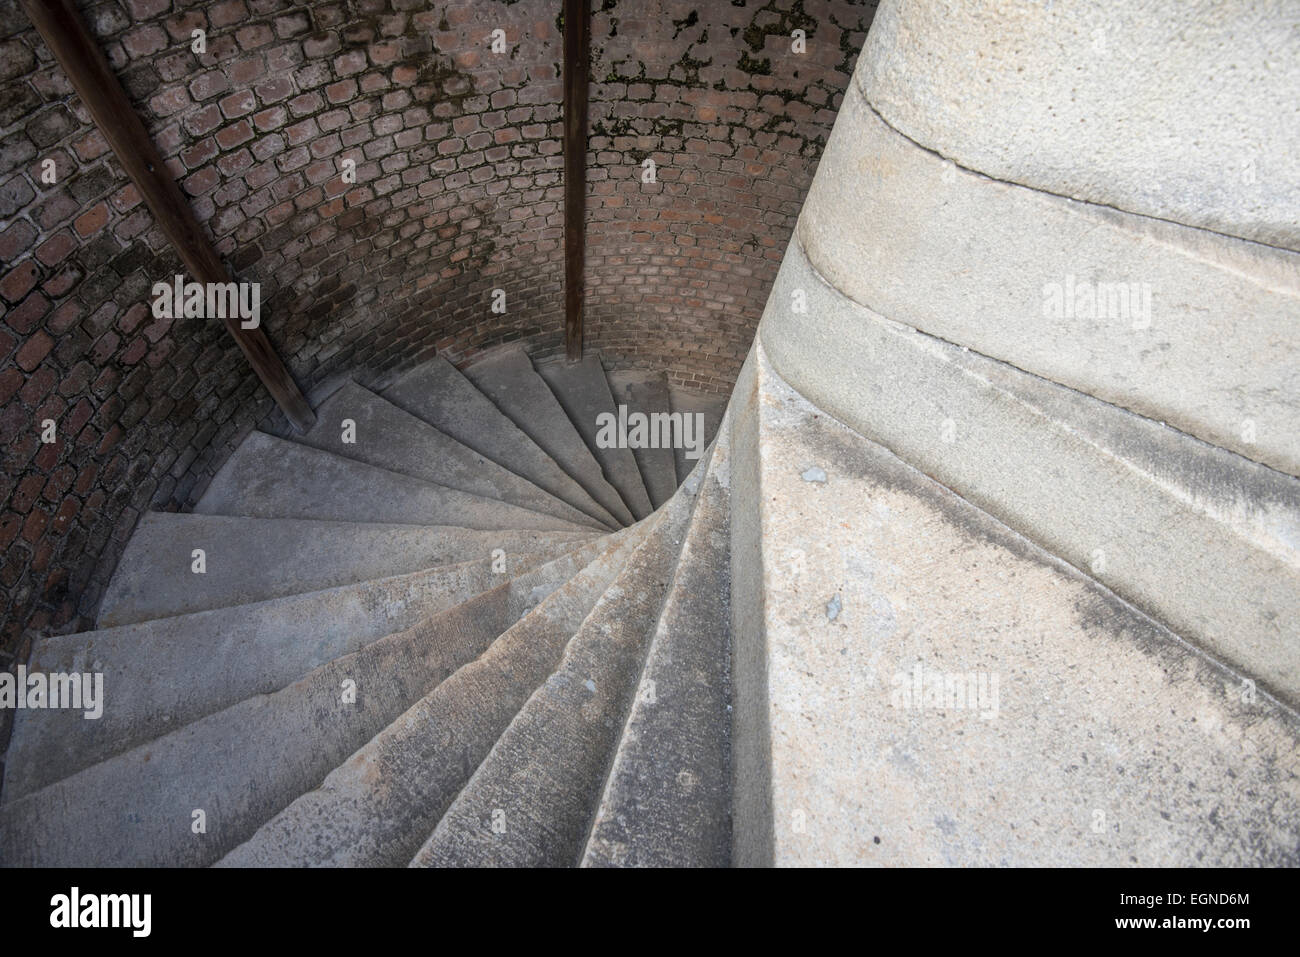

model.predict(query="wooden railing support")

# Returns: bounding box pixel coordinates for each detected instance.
[562,0,590,362]
[21,0,315,432]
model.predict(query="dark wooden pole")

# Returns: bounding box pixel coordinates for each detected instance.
[21,0,315,432]
[562,0,589,362]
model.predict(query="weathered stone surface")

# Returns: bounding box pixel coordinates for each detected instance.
[383,356,620,529]
[0,543,621,867]
[298,381,607,530]
[97,513,592,626]
[536,354,653,520]
[860,0,1300,250]
[730,338,1300,866]
[759,244,1300,706]
[797,82,1300,475]
[583,414,732,867]
[218,523,651,867]
[466,347,637,526]
[667,384,727,486]
[410,457,705,867]
[195,430,590,531]
[6,550,570,801]
[605,368,679,510]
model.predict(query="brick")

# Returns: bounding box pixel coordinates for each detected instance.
[303,33,340,58]
[182,137,220,169]
[126,0,170,18]
[0,220,36,262]
[334,50,366,76]
[111,184,143,213]
[15,330,53,371]
[122,25,168,59]
[189,70,230,101]
[183,165,220,196]
[164,11,207,43]
[230,57,266,85]
[215,119,254,151]
[1,261,40,302]
[185,104,224,137]
[219,90,257,119]
[149,86,192,117]
[121,336,148,365]
[73,203,109,238]
[209,1,247,29]
[236,24,275,50]
[46,301,80,335]
[255,76,294,105]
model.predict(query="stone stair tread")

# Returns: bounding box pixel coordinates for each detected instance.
[6,549,570,803]
[217,522,652,867]
[729,337,1300,866]
[408,456,706,867]
[668,385,727,485]
[606,369,681,510]
[535,355,654,520]
[582,418,732,867]
[296,381,608,531]
[0,543,617,866]
[382,356,619,528]
[193,431,589,532]
[97,513,594,628]
[464,347,636,526]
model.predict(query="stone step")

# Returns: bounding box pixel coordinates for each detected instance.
[465,347,636,526]
[0,544,617,866]
[409,458,704,867]
[582,418,732,867]
[382,356,619,528]
[296,381,607,531]
[729,335,1300,866]
[606,369,681,510]
[535,355,654,521]
[7,550,566,803]
[217,523,652,867]
[97,513,594,628]
[194,431,589,533]
[668,384,727,485]
[761,238,1300,708]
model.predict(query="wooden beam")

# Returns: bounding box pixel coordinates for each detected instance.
[562,0,590,362]
[21,0,315,432]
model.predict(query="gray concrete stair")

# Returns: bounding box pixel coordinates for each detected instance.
[606,369,681,510]
[96,513,593,627]
[5,550,574,802]
[0,544,619,867]
[668,385,727,485]
[409,453,704,867]
[465,347,636,527]
[296,381,607,531]
[195,431,589,532]
[3,338,746,868]
[582,418,732,867]
[535,355,654,521]
[382,356,620,528]
[217,522,652,867]
[729,335,1300,866]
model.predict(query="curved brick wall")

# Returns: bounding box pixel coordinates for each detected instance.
[0,0,874,663]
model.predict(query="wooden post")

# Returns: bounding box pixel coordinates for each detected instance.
[21,0,316,432]
[562,0,589,362]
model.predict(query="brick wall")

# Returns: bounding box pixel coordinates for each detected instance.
[0,0,875,672]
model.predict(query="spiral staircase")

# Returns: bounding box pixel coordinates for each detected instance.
[4,0,1299,869]
[0,345,731,867]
